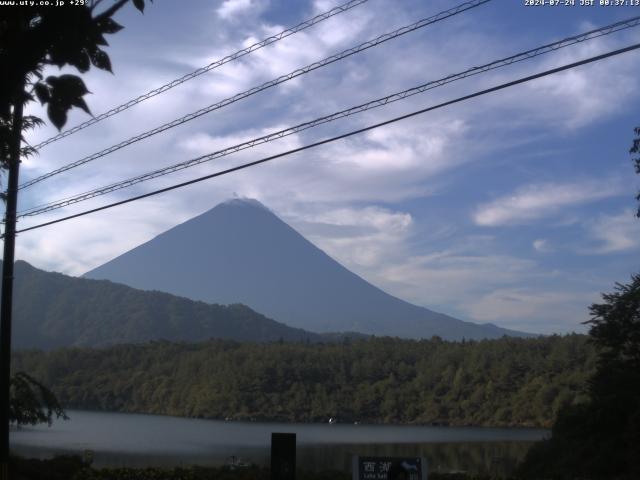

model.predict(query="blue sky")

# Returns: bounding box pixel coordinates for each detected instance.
[12,0,640,334]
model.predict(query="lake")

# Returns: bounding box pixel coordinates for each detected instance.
[11,410,548,475]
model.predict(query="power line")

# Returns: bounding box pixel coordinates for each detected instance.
[12,42,640,237]
[32,0,370,150]
[20,0,491,190]
[18,15,640,218]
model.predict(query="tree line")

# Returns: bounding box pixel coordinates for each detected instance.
[13,334,594,428]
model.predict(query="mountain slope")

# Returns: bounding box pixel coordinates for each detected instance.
[85,199,529,340]
[4,260,323,349]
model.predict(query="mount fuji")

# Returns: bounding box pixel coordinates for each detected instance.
[84,199,529,340]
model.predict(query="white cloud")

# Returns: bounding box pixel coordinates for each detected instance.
[375,251,536,308]
[308,0,372,49]
[473,178,624,227]
[217,0,259,20]
[288,210,583,333]
[176,125,304,156]
[533,239,552,253]
[465,288,596,333]
[15,198,176,275]
[523,34,640,129]
[583,209,640,254]
[470,28,640,131]
[288,205,414,268]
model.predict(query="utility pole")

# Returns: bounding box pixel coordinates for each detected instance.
[0,83,24,480]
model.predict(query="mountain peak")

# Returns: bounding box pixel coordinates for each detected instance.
[85,199,530,340]
[218,197,270,211]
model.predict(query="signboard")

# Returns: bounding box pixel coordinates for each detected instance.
[352,456,427,480]
[271,432,296,480]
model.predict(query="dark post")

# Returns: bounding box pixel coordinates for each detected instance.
[0,85,24,480]
[271,432,296,480]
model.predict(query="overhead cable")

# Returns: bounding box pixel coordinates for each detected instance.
[20,0,491,190]
[32,0,371,150]
[18,15,640,218]
[12,42,640,236]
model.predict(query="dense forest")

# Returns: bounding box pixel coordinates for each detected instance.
[13,335,594,428]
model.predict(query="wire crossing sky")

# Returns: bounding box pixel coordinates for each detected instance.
[14,42,640,236]
[31,0,371,150]
[17,14,640,218]
[15,0,640,334]
[20,0,491,190]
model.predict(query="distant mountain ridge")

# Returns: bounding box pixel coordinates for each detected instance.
[4,260,324,349]
[85,199,530,340]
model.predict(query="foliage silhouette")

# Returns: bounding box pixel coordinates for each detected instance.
[1,2,152,466]
[518,274,640,479]
[0,0,151,136]
[9,371,67,427]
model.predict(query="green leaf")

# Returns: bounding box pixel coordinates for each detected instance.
[34,83,50,105]
[94,33,110,47]
[56,74,90,96]
[70,49,91,73]
[89,48,112,72]
[45,76,60,88]
[47,75,90,106]
[71,96,92,116]
[47,102,67,131]
[22,115,45,131]
[98,18,124,34]
[44,75,92,127]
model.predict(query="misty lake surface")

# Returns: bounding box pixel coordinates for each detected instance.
[11,410,548,474]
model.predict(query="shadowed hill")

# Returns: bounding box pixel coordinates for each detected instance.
[4,260,324,349]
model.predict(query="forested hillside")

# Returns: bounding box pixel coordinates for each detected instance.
[7,260,324,348]
[13,335,595,428]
